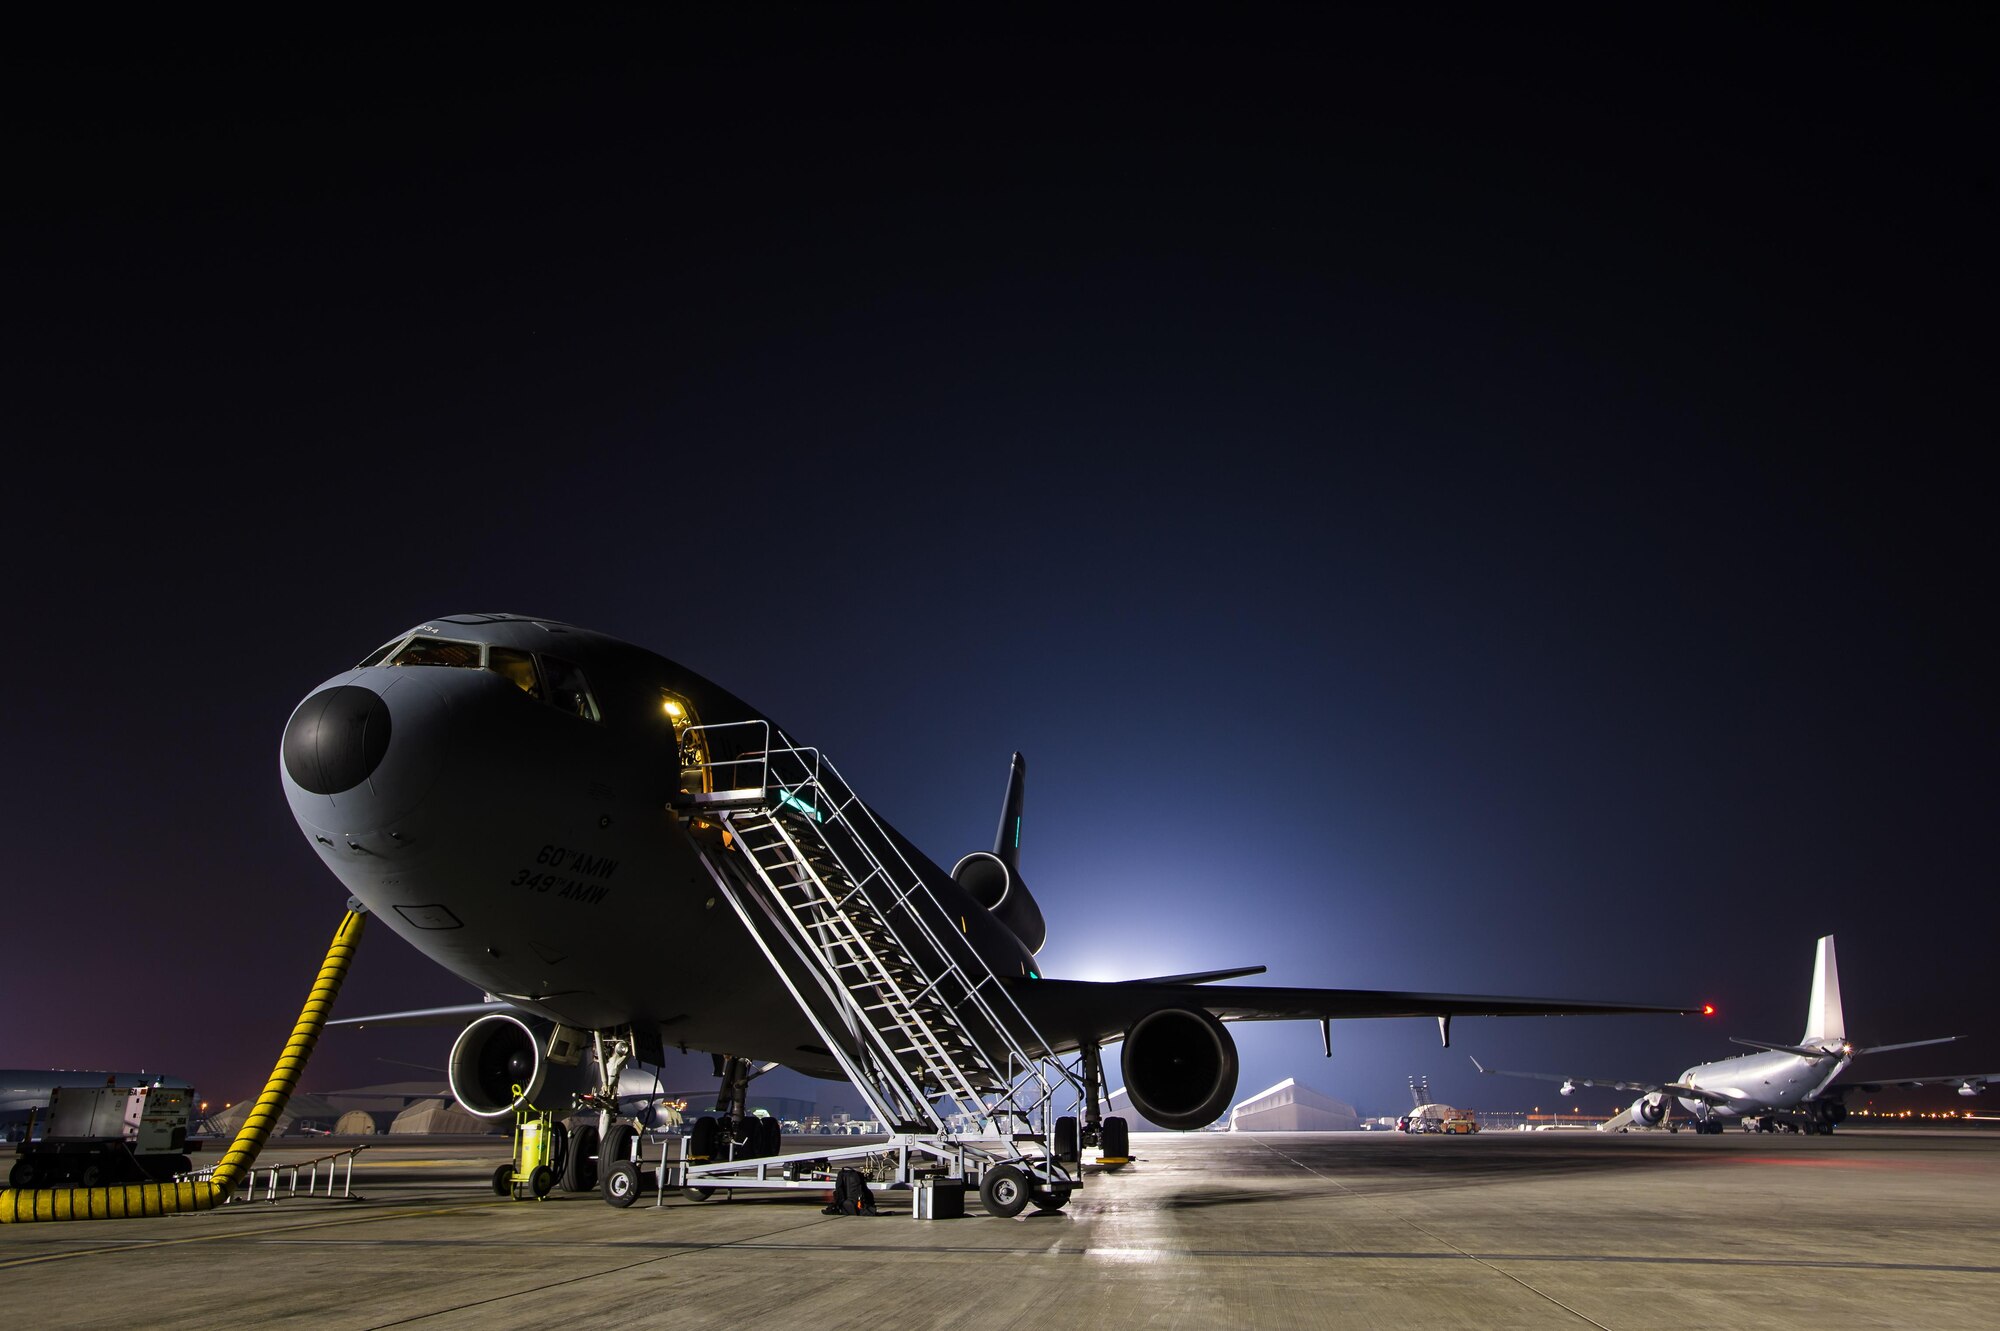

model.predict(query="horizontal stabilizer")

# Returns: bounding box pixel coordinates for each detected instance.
[1730,1037,1839,1058]
[1855,1036,1958,1056]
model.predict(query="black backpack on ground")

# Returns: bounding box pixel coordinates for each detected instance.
[821,1166,879,1216]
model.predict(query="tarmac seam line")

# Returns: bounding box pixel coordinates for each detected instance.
[1251,1138,1613,1330]
[357,1212,852,1330]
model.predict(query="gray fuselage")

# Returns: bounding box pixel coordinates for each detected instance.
[280,615,1035,1076]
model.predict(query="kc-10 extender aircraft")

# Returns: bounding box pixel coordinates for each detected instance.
[282,614,1691,1205]
[1472,935,1994,1134]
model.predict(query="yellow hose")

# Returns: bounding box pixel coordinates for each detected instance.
[1,909,365,1223]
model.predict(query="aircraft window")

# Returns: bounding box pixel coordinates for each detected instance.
[542,656,601,721]
[386,637,483,669]
[357,636,408,668]
[486,647,544,700]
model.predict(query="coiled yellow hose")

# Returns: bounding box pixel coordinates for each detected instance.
[1,909,365,1223]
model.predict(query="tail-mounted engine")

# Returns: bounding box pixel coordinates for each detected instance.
[1119,1006,1240,1131]
[951,851,1047,954]
[952,751,1047,953]
[1630,1092,1669,1127]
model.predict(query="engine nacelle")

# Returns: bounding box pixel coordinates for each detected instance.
[448,1013,549,1118]
[1959,1082,1984,1098]
[1119,1006,1240,1131]
[1630,1093,1669,1127]
[951,851,1047,954]
[1808,1099,1847,1127]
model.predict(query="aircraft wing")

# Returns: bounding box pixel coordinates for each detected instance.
[1468,1057,1737,1106]
[1839,1071,2000,1094]
[1004,977,1693,1054]
[327,1001,532,1030]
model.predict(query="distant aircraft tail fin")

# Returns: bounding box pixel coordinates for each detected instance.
[993,752,1026,872]
[1801,934,1845,1047]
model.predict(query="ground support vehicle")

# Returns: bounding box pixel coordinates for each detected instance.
[7,1085,196,1188]
[601,1126,1072,1218]
[492,1105,561,1200]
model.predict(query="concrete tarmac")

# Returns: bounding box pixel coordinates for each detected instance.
[3,1128,1994,1329]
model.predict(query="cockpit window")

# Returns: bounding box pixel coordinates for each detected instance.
[542,656,600,721]
[486,647,543,700]
[387,637,483,669]
[357,637,408,668]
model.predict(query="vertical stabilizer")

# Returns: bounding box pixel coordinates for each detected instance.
[1802,934,1845,1046]
[993,752,1026,872]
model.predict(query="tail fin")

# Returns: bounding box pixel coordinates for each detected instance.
[993,752,1026,872]
[1802,934,1845,1046]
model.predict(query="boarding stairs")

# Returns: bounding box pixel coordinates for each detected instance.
[666,722,1079,1193]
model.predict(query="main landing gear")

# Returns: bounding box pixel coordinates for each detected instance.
[1071,1042,1131,1169]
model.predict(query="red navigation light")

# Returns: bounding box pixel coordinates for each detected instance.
[1701,1003,1717,1017]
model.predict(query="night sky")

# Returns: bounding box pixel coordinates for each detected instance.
[5,9,1993,1122]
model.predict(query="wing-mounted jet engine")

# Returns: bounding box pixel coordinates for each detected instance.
[1118,1006,1240,1130]
[951,753,1047,954]
[447,1012,588,1117]
[1628,1091,1671,1127]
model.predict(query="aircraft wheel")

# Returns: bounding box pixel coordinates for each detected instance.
[602,1162,642,1208]
[980,1164,1030,1218]
[1054,1116,1079,1162]
[682,1186,715,1202]
[754,1116,780,1158]
[492,1164,514,1196]
[1100,1116,1129,1163]
[1030,1183,1072,1212]
[601,1122,636,1172]
[563,1124,600,1192]
[687,1116,718,1162]
[546,1121,569,1182]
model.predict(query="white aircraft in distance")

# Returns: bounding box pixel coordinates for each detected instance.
[1472,935,1972,1135]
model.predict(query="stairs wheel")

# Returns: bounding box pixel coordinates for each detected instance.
[602,1161,642,1208]
[979,1164,1030,1218]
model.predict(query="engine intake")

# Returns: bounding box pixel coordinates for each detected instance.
[1630,1093,1668,1127]
[1119,1006,1239,1131]
[951,851,1047,954]
[448,1013,548,1118]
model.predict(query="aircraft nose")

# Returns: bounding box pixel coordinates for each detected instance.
[283,685,393,794]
